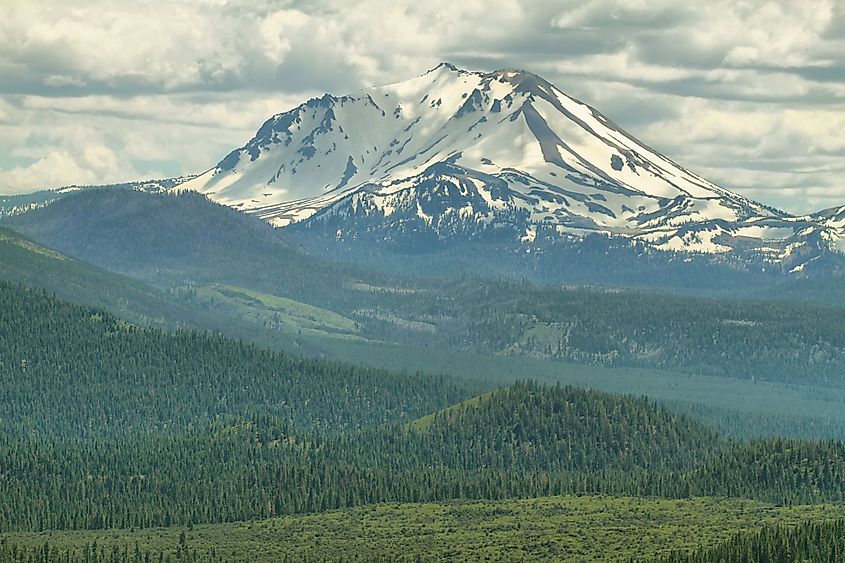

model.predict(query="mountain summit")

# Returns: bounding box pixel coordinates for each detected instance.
[178,64,839,265]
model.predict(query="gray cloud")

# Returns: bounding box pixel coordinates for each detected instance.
[0,0,842,214]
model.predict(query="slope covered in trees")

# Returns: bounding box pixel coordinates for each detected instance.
[336,382,720,473]
[4,275,845,561]
[0,381,723,531]
[345,279,845,385]
[2,376,845,531]
[3,225,845,442]
[0,280,474,437]
[7,189,845,386]
[659,518,845,563]
[0,226,242,332]
[684,438,845,505]
[2,188,368,304]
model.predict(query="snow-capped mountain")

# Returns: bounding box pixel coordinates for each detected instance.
[178,63,840,264]
[811,206,845,252]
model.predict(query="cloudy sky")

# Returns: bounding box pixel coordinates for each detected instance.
[1,0,843,213]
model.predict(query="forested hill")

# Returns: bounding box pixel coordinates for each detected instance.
[2,380,845,532]
[0,225,249,331]
[658,518,845,562]
[0,281,844,534]
[0,280,476,438]
[0,382,723,531]
[7,189,845,386]
[1,188,370,302]
[334,382,720,473]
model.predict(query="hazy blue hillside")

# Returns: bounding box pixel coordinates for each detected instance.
[0,279,476,438]
[8,189,845,387]
[0,225,245,330]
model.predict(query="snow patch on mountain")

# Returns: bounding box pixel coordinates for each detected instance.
[177,63,842,264]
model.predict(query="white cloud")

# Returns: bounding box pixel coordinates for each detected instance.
[717,1,834,68]
[0,0,843,213]
[0,151,110,192]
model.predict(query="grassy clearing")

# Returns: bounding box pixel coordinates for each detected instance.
[409,389,497,430]
[0,231,67,260]
[191,283,362,338]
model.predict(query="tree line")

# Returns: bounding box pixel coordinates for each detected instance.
[2,384,845,532]
[657,518,845,563]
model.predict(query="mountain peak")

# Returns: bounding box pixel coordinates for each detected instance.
[425,62,539,81]
[178,64,837,262]
[427,61,463,74]
[489,67,538,79]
